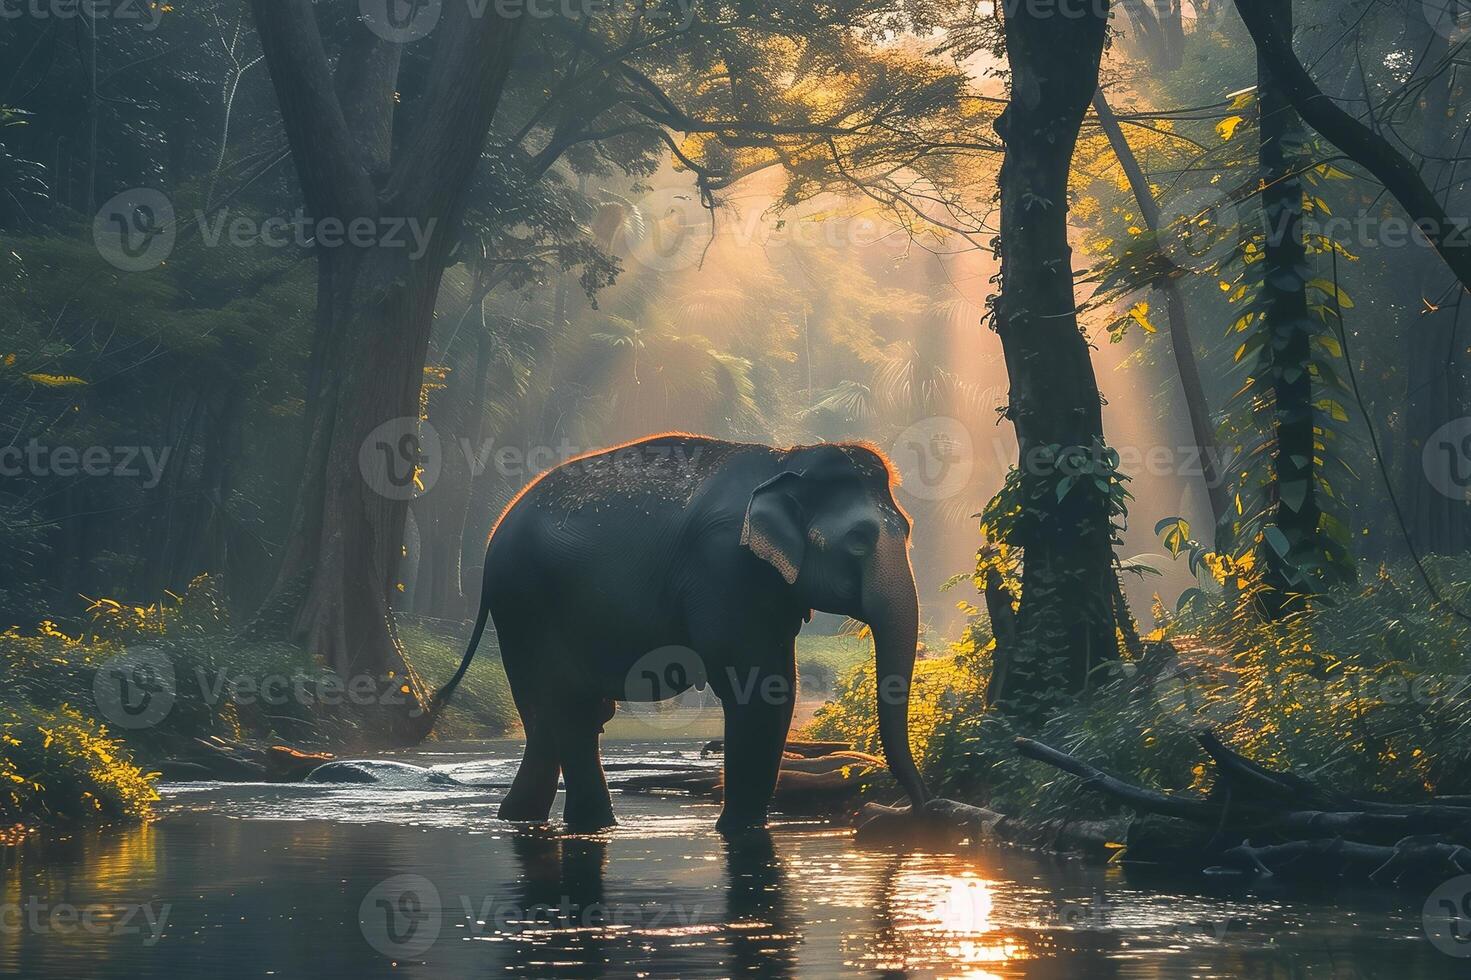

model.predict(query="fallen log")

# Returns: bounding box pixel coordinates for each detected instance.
[1219,836,1471,886]
[701,738,853,758]
[1014,731,1471,886]
[1015,737,1220,822]
[1196,731,1344,810]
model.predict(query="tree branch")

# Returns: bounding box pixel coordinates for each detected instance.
[1233,0,1471,295]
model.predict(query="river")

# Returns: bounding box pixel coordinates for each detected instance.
[0,739,1463,978]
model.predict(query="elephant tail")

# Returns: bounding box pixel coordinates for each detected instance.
[425,600,492,727]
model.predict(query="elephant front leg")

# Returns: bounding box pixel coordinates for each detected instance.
[715,661,795,834]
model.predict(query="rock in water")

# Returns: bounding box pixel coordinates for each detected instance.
[303,760,461,788]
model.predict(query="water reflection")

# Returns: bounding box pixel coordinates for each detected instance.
[0,745,1464,978]
[496,830,614,976]
[724,829,797,977]
[487,826,800,978]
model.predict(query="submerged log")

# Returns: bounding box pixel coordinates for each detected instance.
[158,737,334,782]
[1219,836,1471,886]
[853,798,1129,857]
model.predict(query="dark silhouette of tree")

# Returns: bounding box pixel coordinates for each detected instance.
[987,0,1123,707]
[246,2,524,717]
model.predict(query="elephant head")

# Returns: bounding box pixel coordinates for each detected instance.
[740,444,929,810]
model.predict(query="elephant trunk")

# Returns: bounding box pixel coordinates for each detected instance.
[863,533,929,810]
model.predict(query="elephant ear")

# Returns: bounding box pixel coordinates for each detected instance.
[741,472,807,585]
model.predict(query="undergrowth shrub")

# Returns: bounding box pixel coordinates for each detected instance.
[0,704,157,826]
[804,558,1471,816]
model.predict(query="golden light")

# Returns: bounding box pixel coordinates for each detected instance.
[881,867,1027,977]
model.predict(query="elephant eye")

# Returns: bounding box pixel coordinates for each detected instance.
[844,519,880,557]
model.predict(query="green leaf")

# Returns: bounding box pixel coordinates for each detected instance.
[1280,478,1309,513]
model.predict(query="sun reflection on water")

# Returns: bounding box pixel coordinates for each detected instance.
[860,862,1028,977]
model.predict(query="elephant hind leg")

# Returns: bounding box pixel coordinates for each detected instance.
[499,710,561,822]
[556,697,617,832]
[499,640,561,822]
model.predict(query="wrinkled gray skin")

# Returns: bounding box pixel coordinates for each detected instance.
[305,760,461,788]
[433,435,928,833]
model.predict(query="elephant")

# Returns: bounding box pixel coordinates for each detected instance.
[430,433,929,832]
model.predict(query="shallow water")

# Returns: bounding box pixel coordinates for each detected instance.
[1,739,1465,978]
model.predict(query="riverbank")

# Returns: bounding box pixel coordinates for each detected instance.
[0,580,872,831]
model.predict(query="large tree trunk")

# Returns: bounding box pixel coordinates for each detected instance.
[989,0,1119,708]
[1254,1,1321,613]
[1092,90,1229,532]
[247,2,523,730]
[410,284,495,622]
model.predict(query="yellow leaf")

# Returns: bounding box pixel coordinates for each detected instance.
[1128,301,1157,334]
[25,373,87,387]
[1216,115,1246,140]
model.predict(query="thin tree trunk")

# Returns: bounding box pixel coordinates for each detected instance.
[1233,0,1471,293]
[1403,7,1469,554]
[1254,1,1320,613]
[990,0,1119,707]
[1092,90,1229,531]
